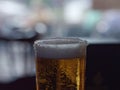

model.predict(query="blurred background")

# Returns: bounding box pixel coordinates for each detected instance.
[0,0,120,90]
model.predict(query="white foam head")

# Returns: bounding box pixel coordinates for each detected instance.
[34,38,87,59]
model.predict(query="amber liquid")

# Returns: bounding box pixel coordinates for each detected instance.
[36,57,86,90]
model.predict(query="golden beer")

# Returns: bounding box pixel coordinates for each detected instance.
[34,38,87,90]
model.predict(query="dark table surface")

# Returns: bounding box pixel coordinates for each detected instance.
[86,43,120,90]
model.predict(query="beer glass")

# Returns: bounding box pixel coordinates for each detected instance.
[34,38,87,90]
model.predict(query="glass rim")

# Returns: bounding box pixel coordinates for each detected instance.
[34,37,87,46]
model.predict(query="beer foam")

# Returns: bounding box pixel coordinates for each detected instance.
[34,38,87,59]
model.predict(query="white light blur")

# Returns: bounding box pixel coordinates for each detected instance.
[96,21,110,33]
[35,23,47,34]
[64,0,92,24]
[0,1,28,16]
